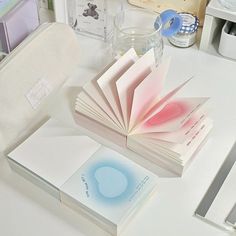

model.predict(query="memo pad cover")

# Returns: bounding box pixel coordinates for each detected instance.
[0,23,81,152]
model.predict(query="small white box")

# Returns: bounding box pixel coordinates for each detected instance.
[218,21,236,60]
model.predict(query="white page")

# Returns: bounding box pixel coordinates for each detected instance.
[97,48,139,130]
[116,49,156,130]
[129,58,170,131]
[76,101,108,125]
[77,92,112,120]
[76,100,121,133]
[76,100,109,123]
[8,119,101,188]
[135,97,209,133]
[83,80,123,129]
[77,91,121,130]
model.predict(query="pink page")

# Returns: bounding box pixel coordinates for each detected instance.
[139,77,193,126]
[129,58,171,131]
[139,113,206,144]
[116,49,156,130]
[96,48,139,130]
[135,97,209,133]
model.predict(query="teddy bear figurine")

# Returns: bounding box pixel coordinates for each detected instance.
[83,3,99,20]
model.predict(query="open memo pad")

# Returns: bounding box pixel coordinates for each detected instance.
[75,48,213,176]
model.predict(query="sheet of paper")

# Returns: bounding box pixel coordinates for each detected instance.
[116,49,156,130]
[77,91,121,130]
[129,58,171,131]
[83,78,123,129]
[136,77,193,129]
[130,117,212,161]
[76,101,108,125]
[135,97,209,133]
[8,119,101,188]
[60,147,157,226]
[97,48,139,130]
[139,113,206,144]
[76,102,124,134]
[76,97,124,133]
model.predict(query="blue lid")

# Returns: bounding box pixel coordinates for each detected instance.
[178,12,199,34]
[157,9,183,37]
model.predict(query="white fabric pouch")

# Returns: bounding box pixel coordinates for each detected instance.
[0,23,81,153]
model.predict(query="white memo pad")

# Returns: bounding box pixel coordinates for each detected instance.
[8,119,101,188]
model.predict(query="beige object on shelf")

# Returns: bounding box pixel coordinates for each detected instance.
[127,0,208,25]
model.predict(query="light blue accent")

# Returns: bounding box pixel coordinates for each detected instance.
[0,0,19,18]
[87,160,136,205]
[0,0,11,9]
[94,166,128,198]
[155,9,183,38]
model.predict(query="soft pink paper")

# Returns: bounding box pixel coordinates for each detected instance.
[135,97,209,133]
[132,117,212,158]
[129,58,171,131]
[139,77,193,127]
[139,113,206,144]
[97,48,139,129]
[116,49,156,130]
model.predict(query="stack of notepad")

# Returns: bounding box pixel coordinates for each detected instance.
[61,147,157,235]
[75,48,213,175]
[7,119,158,236]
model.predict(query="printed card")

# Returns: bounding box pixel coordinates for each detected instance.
[61,147,157,225]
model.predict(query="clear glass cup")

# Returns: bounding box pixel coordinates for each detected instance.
[112,8,163,63]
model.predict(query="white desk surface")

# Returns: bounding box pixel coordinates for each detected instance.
[1,19,236,236]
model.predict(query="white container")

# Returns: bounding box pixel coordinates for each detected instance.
[218,21,236,60]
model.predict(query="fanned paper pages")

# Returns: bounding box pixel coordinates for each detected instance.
[75,48,213,175]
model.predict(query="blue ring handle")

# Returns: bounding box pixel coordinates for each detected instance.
[154,9,183,38]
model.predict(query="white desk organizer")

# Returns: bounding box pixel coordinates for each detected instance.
[195,141,236,232]
[218,21,236,59]
[200,0,236,59]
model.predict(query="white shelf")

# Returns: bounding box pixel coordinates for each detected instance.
[200,0,236,60]
[207,0,236,22]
